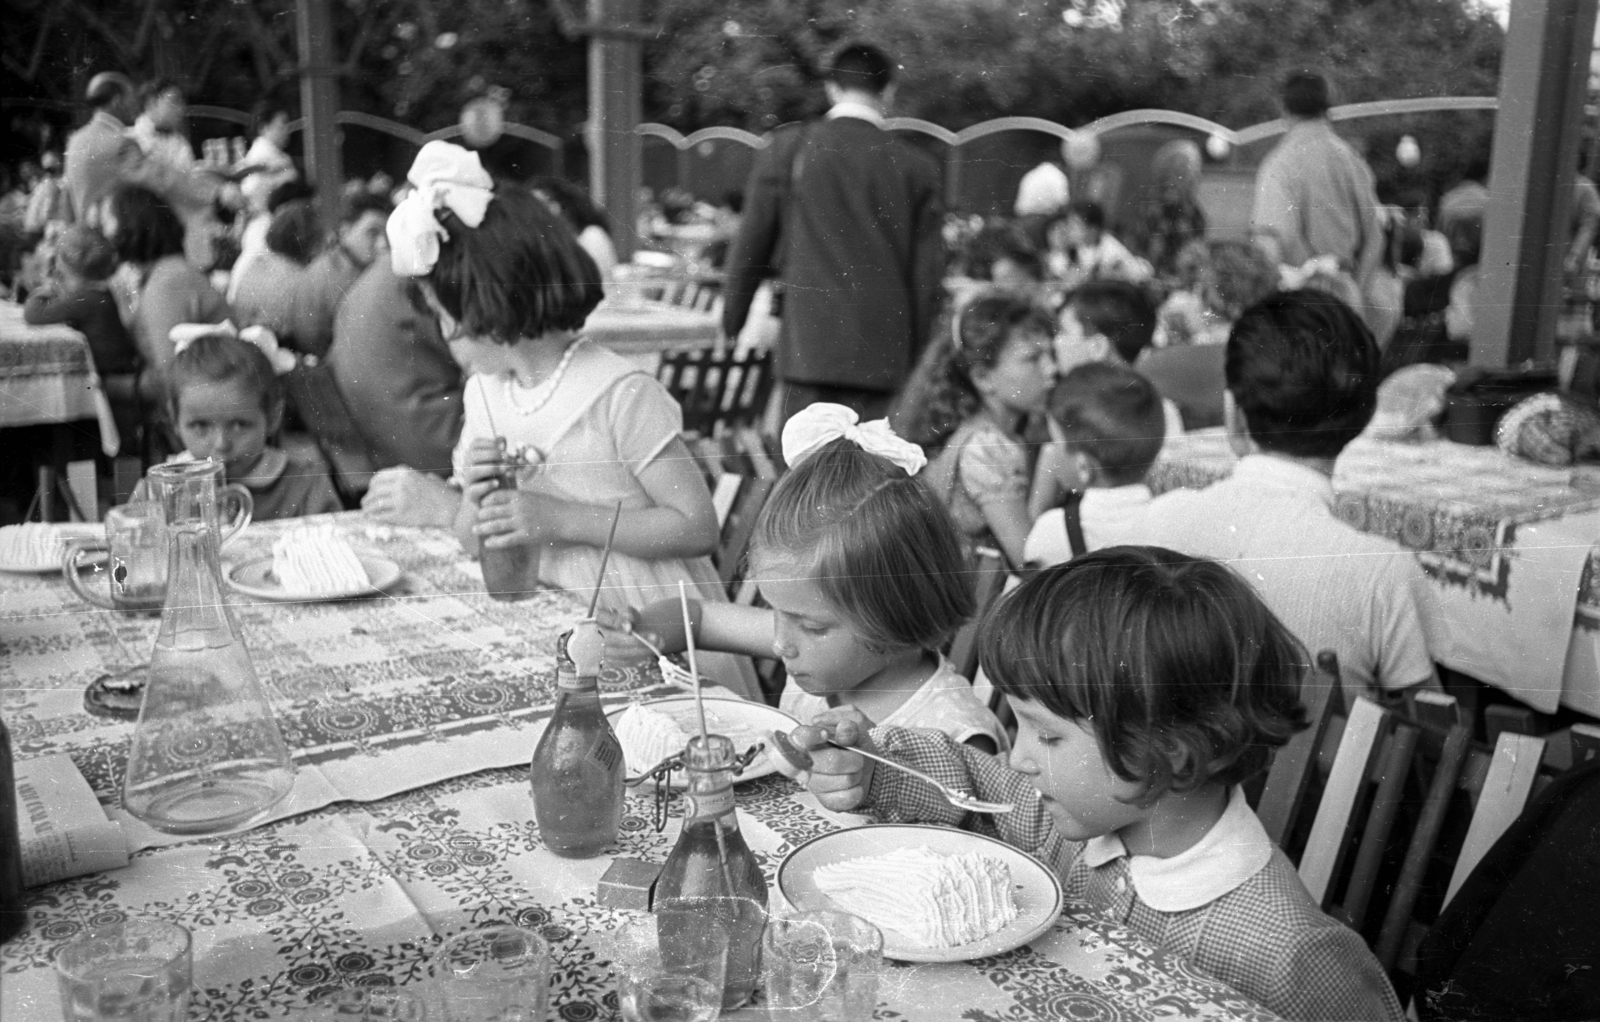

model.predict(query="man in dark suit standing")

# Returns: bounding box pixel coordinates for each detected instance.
[721,42,944,423]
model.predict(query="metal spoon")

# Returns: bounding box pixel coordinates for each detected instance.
[767,730,1014,816]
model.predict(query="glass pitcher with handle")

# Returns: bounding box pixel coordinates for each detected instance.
[122,460,294,834]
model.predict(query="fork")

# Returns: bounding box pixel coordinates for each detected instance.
[767,729,1013,815]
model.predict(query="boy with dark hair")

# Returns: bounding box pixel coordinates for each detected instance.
[1024,363,1165,566]
[1055,279,1185,437]
[1136,289,1437,698]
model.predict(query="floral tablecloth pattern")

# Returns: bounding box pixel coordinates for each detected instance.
[0,301,100,429]
[1,513,1278,1020]
[1149,431,1600,714]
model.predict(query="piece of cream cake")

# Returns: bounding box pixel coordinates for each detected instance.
[271,524,368,595]
[813,845,1018,947]
[614,702,691,775]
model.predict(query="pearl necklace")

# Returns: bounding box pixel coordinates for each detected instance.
[506,337,586,416]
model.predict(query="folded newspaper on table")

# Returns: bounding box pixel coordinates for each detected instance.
[14,754,129,887]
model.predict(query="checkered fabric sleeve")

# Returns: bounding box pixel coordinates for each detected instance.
[865,726,1070,867]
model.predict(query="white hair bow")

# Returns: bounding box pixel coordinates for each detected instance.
[781,403,927,476]
[387,140,496,277]
[169,320,297,375]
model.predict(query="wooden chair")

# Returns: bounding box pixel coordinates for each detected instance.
[950,548,1011,683]
[682,430,782,601]
[1299,695,1401,909]
[657,348,775,440]
[281,360,381,507]
[1255,650,1344,848]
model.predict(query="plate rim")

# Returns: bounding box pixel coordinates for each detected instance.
[0,524,106,572]
[776,822,1065,963]
[226,553,402,601]
[607,694,800,785]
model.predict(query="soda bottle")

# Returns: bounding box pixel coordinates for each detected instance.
[480,445,540,602]
[529,622,624,857]
[0,715,26,944]
[654,733,769,1010]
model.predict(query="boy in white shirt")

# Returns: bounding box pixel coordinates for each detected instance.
[1025,363,1164,566]
[1135,289,1438,699]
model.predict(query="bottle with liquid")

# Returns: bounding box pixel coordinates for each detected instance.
[0,714,25,944]
[654,733,769,1011]
[529,622,624,857]
[480,446,540,603]
[122,461,295,834]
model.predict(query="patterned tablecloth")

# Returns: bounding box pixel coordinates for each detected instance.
[0,513,1278,1021]
[0,301,101,430]
[1149,430,1600,715]
[584,300,720,370]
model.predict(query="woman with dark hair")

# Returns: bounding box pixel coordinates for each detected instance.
[531,176,618,281]
[103,184,232,400]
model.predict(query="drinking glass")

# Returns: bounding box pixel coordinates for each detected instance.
[611,912,728,1022]
[54,918,192,1022]
[761,910,882,1022]
[63,502,168,614]
[429,926,550,1022]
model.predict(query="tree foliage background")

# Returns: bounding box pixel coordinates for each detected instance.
[3,0,1506,198]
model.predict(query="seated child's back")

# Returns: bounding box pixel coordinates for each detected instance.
[23,225,140,375]
[1135,290,1436,697]
[1024,363,1164,566]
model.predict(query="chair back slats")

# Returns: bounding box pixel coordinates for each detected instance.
[716,474,774,588]
[658,349,775,439]
[1258,649,1343,847]
[949,549,1010,681]
[1375,702,1473,970]
[1300,695,1391,907]
[1444,731,1547,906]
[1338,720,1419,931]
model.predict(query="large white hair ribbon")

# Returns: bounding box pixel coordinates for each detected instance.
[387,140,495,277]
[781,403,927,476]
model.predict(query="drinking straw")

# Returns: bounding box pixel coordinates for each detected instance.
[587,501,624,619]
[679,580,709,744]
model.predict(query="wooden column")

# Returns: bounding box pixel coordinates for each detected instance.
[296,0,343,236]
[587,0,640,259]
[1472,0,1599,367]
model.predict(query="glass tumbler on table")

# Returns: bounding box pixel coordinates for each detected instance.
[53,918,192,1022]
[611,913,729,1022]
[762,910,883,1022]
[62,501,169,615]
[430,925,550,1022]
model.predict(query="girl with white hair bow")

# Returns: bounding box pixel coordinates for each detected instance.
[387,141,757,699]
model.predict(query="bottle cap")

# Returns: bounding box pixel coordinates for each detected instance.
[567,621,605,676]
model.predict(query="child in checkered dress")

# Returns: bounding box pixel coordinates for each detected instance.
[794,546,1404,1021]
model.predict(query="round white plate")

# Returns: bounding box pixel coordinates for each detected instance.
[776,823,1065,963]
[607,695,799,787]
[0,524,104,573]
[226,554,402,602]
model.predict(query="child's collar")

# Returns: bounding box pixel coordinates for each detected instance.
[1081,785,1272,911]
[232,447,289,491]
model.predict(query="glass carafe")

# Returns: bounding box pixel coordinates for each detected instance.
[654,734,769,1010]
[122,461,295,834]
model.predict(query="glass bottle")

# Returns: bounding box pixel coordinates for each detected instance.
[654,733,769,1011]
[122,461,295,834]
[480,448,539,602]
[529,622,624,857]
[0,715,25,944]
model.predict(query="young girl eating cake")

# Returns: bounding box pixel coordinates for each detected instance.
[793,546,1404,1021]
[616,403,1005,752]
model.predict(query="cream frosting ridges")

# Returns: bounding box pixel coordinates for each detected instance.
[271,524,368,594]
[614,702,691,775]
[0,524,69,568]
[813,846,1018,947]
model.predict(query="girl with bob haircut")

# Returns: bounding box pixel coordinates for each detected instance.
[894,290,1057,568]
[612,403,1004,751]
[386,141,756,697]
[790,545,1405,1022]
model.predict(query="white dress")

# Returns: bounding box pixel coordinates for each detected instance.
[452,341,757,698]
[779,656,1006,750]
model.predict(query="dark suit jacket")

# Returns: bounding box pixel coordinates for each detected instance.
[327,260,464,475]
[722,114,944,393]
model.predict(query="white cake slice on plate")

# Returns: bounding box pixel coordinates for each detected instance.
[813,845,1018,947]
[614,703,691,775]
[271,524,368,595]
